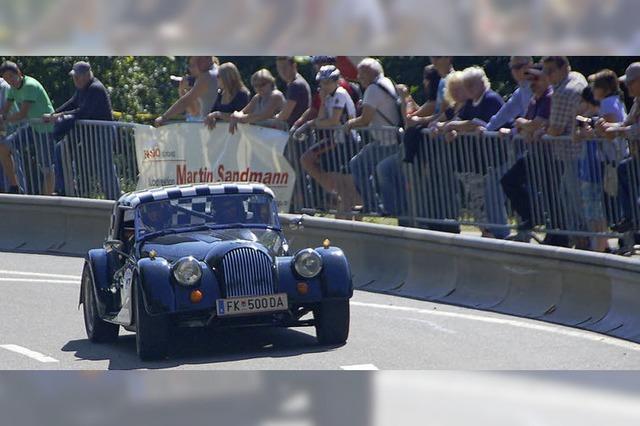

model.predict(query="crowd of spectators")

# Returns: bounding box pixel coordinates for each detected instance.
[1,55,640,253]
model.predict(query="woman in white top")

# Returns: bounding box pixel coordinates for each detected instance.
[228,68,285,134]
[301,65,360,214]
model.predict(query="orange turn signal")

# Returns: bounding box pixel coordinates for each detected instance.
[297,282,309,295]
[190,289,203,303]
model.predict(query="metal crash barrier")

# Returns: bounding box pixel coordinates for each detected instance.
[3,119,640,245]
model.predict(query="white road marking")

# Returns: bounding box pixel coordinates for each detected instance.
[351,301,640,351]
[340,364,379,370]
[0,344,59,363]
[401,317,457,334]
[0,269,80,279]
[0,278,79,284]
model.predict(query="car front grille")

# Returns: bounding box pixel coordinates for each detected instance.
[221,247,276,297]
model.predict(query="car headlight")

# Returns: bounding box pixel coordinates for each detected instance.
[293,249,323,278]
[173,257,202,286]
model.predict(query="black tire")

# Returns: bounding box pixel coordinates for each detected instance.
[134,279,169,361]
[82,263,119,343]
[314,299,350,345]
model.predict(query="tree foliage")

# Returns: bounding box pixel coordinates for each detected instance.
[2,56,638,122]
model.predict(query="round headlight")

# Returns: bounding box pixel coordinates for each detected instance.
[173,257,202,286]
[293,249,323,279]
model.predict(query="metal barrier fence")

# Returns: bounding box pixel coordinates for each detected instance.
[3,118,640,245]
[285,124,640,245]
[0,119,138,200]
[286,124,403,217]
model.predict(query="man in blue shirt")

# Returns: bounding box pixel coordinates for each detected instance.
[484,56,533,132]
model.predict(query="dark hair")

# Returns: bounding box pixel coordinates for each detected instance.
[0,60,21,75]
[541,56,570,69]
[423,64,441,102]
[581,86,599,107]
[590,69,620,98]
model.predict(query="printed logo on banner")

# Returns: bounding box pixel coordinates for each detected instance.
[134,123,296,212]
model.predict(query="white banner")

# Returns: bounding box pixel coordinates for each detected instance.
[134,122,296,212]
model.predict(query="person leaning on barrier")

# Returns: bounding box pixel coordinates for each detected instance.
[292,56,362,131]
[500,63,553,243]
[154,56,219,126]
[433,66,507,239]
[345,57,403,213]
[0,61,55,195]
[539,56,588,247]
[227,69,285,135]
[299,65,361,214]
[275,56,311,129]
[596,63,640,235]
[482,56,533,132]
[436,66,504,139]
[42,61,120,199]
[204,62,250,130]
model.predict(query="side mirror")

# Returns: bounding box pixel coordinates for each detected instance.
[103,239,124,253]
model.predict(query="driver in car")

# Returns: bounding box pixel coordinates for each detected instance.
[214,197,247,224]
[140,203,174,232]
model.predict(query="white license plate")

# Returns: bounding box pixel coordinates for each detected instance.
[216,293,288,317]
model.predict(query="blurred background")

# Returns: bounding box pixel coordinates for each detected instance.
[2,1,640,424]
[1,371,640,425]
[1,0,640,54]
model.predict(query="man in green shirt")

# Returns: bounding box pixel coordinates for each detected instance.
[0,61,55,194]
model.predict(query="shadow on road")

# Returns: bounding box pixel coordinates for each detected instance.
[61,326,340,369]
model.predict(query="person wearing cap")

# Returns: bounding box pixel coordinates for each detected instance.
[596,62,640,234]
[44,61,113,123]
[43,61,119,199]
[300,65,360,214]
[501,63,554,242]
[484,56,533,131]
[0,60,55,194]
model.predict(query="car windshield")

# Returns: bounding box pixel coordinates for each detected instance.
[135,193,280,238]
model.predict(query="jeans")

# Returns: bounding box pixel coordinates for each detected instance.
[375,152,407,216]
[349,142,399,213]
[617,157,639,224]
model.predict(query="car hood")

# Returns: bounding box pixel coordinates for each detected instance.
[140,231,268,262]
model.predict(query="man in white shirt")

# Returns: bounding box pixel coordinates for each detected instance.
[346,58,402,212]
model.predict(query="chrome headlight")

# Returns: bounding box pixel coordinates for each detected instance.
[173,257,202,286]
[293,249,323,279]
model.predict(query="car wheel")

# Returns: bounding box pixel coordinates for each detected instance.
[314,299,350,345]
[134,279,169,361]
[82,263,119,343]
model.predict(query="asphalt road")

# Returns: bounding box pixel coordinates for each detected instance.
[1,251,640,370]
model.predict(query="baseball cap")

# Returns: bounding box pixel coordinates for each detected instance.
[69,61,91,76]
[0,60,20,75]
[619,62,640,86]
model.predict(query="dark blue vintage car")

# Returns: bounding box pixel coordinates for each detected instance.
[80,183,353,360]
